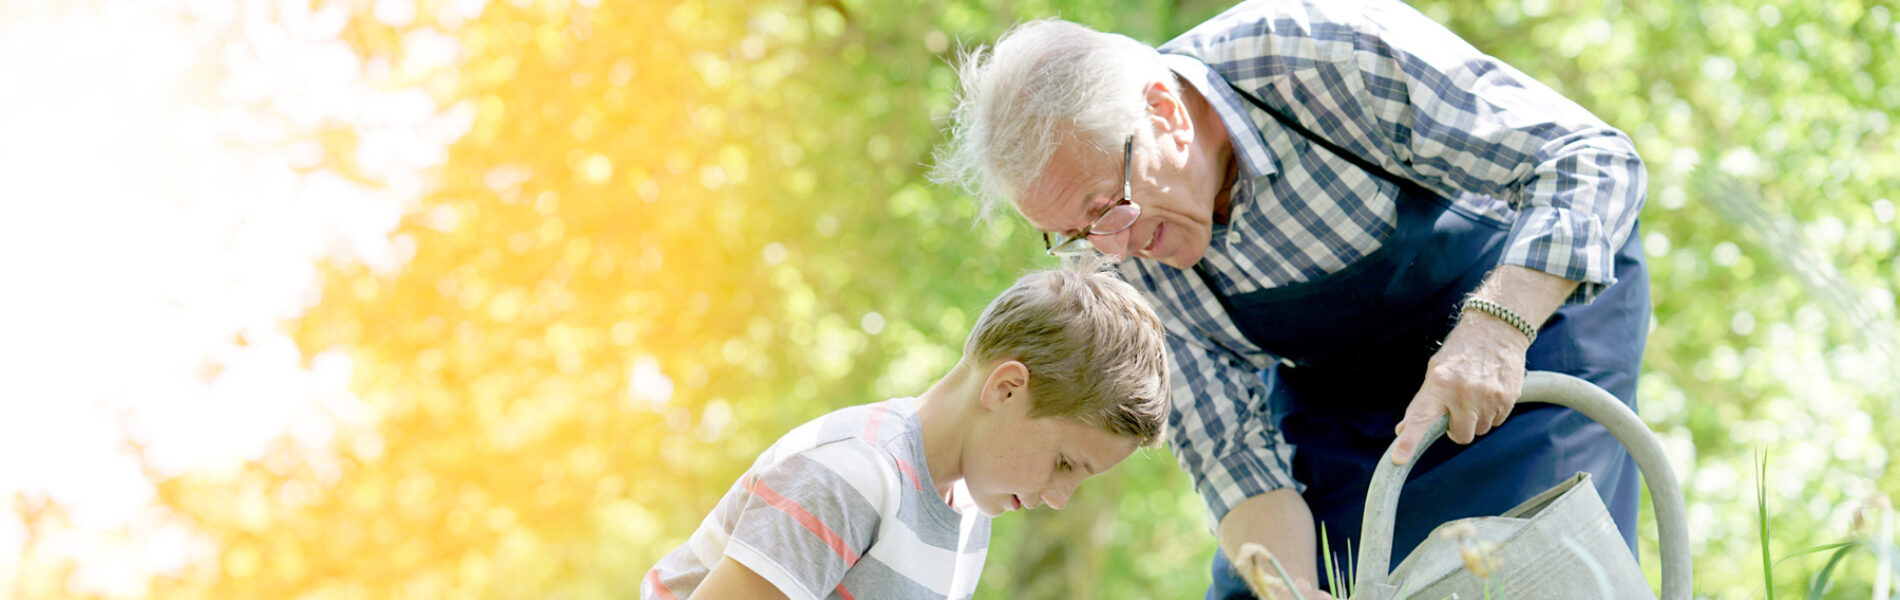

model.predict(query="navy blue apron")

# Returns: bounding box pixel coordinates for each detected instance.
[1200,87,1650,599]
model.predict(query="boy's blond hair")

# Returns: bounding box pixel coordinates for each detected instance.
[963,256,1170,446]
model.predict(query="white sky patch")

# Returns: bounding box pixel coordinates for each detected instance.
[0,0,468,595]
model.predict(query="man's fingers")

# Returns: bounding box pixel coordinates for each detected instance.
[1394,392,1448,436]
[1390,426,1420,466]
[1391,404,1444,465]
[1470,408,1497,438]
[1474,398,1514,436]
[1446,408,1478,445]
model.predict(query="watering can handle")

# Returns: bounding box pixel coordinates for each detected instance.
[1352,371,1691,600]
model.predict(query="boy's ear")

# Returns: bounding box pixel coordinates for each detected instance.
[978,360,1030,412]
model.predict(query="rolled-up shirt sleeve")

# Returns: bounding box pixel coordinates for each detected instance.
[1494,129,1646,303]
[1227,0,1648,303]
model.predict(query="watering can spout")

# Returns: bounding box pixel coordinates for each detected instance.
[1348,372,1692,600]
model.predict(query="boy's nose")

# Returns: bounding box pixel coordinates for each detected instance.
[1041,486,1074,510]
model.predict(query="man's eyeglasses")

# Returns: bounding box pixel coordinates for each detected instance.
[1044,135,1141,256]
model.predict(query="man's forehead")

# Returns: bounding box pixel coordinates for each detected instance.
[1015,145,1107,228]
[1011,185,1066,229]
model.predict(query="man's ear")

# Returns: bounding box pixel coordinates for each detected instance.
[1143,80,1193,146]
[979,360,1030,412]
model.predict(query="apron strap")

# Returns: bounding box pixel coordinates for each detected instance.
[1193,81,1443,329]
[1224,81,1431,198]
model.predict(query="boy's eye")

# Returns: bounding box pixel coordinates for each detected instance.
[1057,457,1072,471]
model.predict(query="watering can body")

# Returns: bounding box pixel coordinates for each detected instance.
[1349,372,1690,600]
[1362,473,1655,599]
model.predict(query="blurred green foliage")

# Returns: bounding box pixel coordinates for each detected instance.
[18,0,1896,598]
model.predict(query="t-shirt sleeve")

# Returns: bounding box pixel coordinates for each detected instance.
[723,439,895,600]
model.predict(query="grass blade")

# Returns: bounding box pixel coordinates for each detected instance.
[1772,542,1856,570]
[1806,541,1863,600]
[1759,448,1775,600]
[1320,522,1334,593]
[1320,522,1342,597]
[1263,552,1306,600]
[1312,522,1357,599]
[1345,536,1356,599]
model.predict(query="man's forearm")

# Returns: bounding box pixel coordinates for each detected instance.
[1218,488,1322,587]
[1463,264,1579,332]
[1214,268,1581,587]
[1393,264,1586,462]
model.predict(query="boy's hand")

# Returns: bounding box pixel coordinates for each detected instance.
[1234,542,1338,600]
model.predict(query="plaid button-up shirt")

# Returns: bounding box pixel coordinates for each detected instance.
[1120,0,1646,527]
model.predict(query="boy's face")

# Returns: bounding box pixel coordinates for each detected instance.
[963,385,1141,518]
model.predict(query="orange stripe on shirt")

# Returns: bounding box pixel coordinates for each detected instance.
[835,584,858,600]
[862,403,886,441]
[750,479,862,567]
[645,568,679,600]
[892,458,924,492]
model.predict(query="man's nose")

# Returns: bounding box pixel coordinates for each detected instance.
[1087,228,1134,259]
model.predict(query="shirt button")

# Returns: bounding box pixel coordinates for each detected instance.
[1227,232,1241,243]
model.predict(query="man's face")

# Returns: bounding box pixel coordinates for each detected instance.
[1016,135,1217,269]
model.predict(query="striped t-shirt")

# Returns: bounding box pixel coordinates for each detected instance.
[643,397,990,600]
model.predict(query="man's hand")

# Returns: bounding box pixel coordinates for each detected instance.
[1219,490,1325,599]
[1390,317,1529,465]
[1390,266,1578,465]
[1235,543,1338,600]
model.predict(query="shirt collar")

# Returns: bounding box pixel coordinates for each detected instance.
[1160,53,1281,182]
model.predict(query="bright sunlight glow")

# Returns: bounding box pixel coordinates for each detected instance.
[0,0,466,595]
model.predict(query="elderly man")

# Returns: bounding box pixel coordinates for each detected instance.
[932,0,1649,597]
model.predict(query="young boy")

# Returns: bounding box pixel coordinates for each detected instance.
[643,258,1172,600]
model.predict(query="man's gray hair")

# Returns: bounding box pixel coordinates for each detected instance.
[930,19,1172,219]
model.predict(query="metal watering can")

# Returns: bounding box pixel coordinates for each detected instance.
[1348,372,1692,600]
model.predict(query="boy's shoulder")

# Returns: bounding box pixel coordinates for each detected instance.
[761,397,923,462]
[748,398,926,505]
